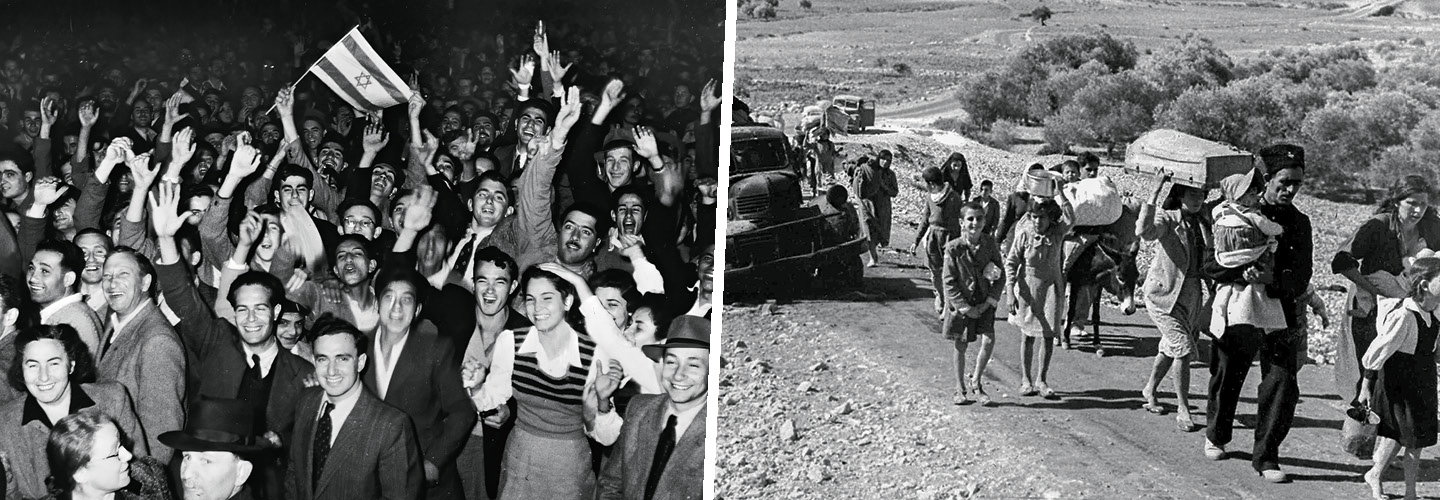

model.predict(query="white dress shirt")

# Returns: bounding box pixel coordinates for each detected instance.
[39,293,86,323]
[320,387,362,446]
[372,332,410,400]
[669,402,705,439]
[242,341,281,378]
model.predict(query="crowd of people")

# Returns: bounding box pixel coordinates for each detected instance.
[0,1,721,499]
[807,125,1440,499]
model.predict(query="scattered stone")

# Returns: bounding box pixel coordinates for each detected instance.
[809,361,829,371]
[759,300,778,315]
[780,419,798,441]
[735,340,748,349]
[797,381,813,392]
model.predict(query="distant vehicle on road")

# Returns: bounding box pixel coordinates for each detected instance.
[833,94,875,133]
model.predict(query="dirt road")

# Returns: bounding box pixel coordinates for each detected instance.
[718,225,1440,499]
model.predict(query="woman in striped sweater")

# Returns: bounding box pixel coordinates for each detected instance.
[467,262,660,499]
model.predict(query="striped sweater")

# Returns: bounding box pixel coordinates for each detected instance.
[511,328,597,438]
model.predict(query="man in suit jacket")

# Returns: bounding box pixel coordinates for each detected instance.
[287,317,422,500]
[153,200,315,500]
[96,248,187,463]
[598,316,709,500]
[26,238,106,357]
[363,269,475,499]
[668,244,712,319]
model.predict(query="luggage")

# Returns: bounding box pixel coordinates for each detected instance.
[1064,176,1123,227]
[1125,129,1253,188]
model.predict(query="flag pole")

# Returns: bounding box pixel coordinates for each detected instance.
[262,25,362,116]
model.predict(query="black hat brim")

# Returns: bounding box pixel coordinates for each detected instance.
[158,431,268,454]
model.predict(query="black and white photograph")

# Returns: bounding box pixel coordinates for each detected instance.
[719,1,1440,498]
[0,0,723,499]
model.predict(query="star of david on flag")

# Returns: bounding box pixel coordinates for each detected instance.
[307,27,412,112]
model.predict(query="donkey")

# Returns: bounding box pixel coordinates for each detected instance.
[1063,202,1142,356]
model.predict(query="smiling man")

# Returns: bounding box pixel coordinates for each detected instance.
[95,248,186,463]
[598,315,709,500]
[154,190,315,499]
[29,239,105,356]
[362,269,474,499]
[288,317,422,500]
[494,100,555,180]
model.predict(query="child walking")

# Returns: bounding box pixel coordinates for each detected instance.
[1361,257,1440,500]
[1005,189,1073,399]
[913,166,968,314]
[942,201,1005,406]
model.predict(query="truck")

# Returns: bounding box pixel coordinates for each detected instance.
[727,125,867,295]
[833,95,875,133]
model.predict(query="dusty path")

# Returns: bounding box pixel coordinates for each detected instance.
[719,224,1440,499]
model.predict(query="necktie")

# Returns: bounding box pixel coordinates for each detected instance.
[454,237,478,279]
[99,322,116,360]
[644,415,678,500]
[248,354,263,380]
[312,401,335,487]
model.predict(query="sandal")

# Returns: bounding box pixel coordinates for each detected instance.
[954,390,974,406]
[1036,382,1058,400]
[1175,415,1200,432]
[974,389,993,407]
[1019,382,1037,397]
[1143,403,1168,415]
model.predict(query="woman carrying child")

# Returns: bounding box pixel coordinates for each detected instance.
[1136,172,1210,432]
[1004,183,1073,399]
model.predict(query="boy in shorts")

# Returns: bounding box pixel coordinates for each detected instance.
[943,201,1004,406]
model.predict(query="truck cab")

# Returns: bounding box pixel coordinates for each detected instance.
[833,95,875,133]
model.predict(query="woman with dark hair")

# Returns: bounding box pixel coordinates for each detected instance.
[465,264,658,499]
[1136,173,1210,431]
[939,152,973,201]
[1333,174,1440,406]
[43,409,169,500]
[1,325,147,500]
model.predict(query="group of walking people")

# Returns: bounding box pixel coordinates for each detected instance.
[881,140,1440,499]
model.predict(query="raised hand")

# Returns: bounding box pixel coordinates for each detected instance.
[127,152,160,190]
[551,86,583,149]
[362,121,389,154]
[274,87,295,116]
[39,96,58,129]
[455,128,478,160]
[31,177,68,207]
[700,79,721,112]
[532,21,549,57]
[548,50,572,83]
[97,137,134,181]
[78,101,98,128]
[510,54,535,87]
[148,181,186,238]
[402,183,438,233]
[164,92,188,125]
[599,78,625,111]
[537,262,590,296]
[633,126,659,159]
[418,129,440,163]
[594,359,624,400]
[236,211,264,248]
[407,86,425,119]
[166,128,195,182]
[229,142,263,180]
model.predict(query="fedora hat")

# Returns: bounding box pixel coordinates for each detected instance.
[159,398,266,454]
[642,315,710,361]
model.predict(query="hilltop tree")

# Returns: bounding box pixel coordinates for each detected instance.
[1137,34,1235,99]
[1043,71,1164,153]
[1032,5,1053,25]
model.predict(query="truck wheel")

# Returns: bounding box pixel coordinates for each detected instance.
[841,255,864,288]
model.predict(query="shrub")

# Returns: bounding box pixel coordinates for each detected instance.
[893,63,912,76]
[1137,34,1235,99]
[1032,6,1054,25]
[982,120,1018,150]
[1372,5,1396,16]
[954,67,1033,127]
[1043,71,1164,151]
[751,3,776,18]
[1020,32,1139,73]
[1155,75,1324,151]
[800,0,812,8]
[1301,91,1427,186]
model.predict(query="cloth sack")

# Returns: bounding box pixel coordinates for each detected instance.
[1063,176,1123,227]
